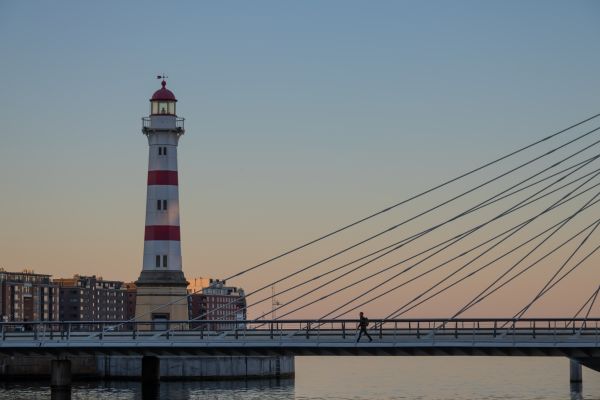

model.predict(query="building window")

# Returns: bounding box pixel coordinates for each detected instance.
[157,200,161,210]
[163,147,167,155]
[162,200,167,210]
[155,255,161,268]
[163,255,168,268]
[158,146,167,156]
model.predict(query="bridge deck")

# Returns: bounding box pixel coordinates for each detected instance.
[0,319,598,357]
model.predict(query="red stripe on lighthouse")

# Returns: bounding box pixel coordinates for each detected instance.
[148,171,178,185]
[144,225,181,241]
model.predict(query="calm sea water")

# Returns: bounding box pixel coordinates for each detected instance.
[0,357,598,399]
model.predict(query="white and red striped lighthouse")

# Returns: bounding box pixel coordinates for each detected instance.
[135,78,189,327]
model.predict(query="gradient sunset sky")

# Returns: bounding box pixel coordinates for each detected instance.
[1,1,600,318]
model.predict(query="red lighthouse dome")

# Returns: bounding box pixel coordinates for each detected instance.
[150,80,177,115]
[151,80,177,101]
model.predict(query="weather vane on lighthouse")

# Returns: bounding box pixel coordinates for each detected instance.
[156,74,168,80]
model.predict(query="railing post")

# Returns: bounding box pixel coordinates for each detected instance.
[493,321,497,338]
[100,323,104,340]
[342,322,346,339]
[417,322,420,339]
[379,321,383,339]
[306,322,310,339]
[270,322,273,340]
[512,322,516,344]
[1,324,4,341]
[454,322,458,339]
[532,321,536,339]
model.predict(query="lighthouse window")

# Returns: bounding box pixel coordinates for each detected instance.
[151,102,175,115]
[155,255,160,268]
[163,255,168,268]
[158,146,167,156]
[158,147,162,156]
[158,102,168,114]
[163,147,167,155]
[157,200,167,210]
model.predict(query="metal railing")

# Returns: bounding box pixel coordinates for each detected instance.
[0,318,599,344]
[141,117,185,130]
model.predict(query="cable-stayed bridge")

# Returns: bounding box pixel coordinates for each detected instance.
[8,112,600,387]
[3,318,600,359]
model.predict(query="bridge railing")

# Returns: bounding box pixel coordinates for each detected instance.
[0,318,598,342]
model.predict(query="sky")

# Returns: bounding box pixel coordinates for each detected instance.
[1,1,600,319]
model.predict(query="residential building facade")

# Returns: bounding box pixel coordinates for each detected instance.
[0,269,59,322]
[188,279,246,330]
[54,275,129,322]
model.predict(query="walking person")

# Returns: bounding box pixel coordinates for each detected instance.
[356,311,372,342]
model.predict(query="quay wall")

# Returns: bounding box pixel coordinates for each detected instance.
[0,355,294,380]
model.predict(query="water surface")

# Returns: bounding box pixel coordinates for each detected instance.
[0,357,598,399]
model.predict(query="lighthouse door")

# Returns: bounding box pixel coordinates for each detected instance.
[151,313,169,331]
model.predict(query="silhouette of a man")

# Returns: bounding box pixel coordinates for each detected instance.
[356,311,372,342]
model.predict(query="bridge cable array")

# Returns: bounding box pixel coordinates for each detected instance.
[382,171,600,321]
[272,167,600,323]
[241,154,600,321]
[568,285,600,329]
[198,117,600,324]
[114,112,600,330]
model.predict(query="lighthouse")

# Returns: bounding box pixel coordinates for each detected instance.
[135,78,189,328]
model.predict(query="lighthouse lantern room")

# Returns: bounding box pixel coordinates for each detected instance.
[150,80,177,115]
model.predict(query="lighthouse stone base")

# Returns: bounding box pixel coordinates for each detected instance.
[135,270,189,330]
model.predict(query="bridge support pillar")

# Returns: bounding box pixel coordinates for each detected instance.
[570,358,583,398]
[50,359,72,388]
[142,356,160,384]
[570,359,583,383]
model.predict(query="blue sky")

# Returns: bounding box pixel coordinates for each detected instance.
[1,1,600,317]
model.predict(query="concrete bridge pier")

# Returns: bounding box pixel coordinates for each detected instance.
[50,359,72,388]
[570,359,583,382]
[50,359,72,400]
[141,356,160,400]
[570,359,583,399]
[142,356,160,384]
